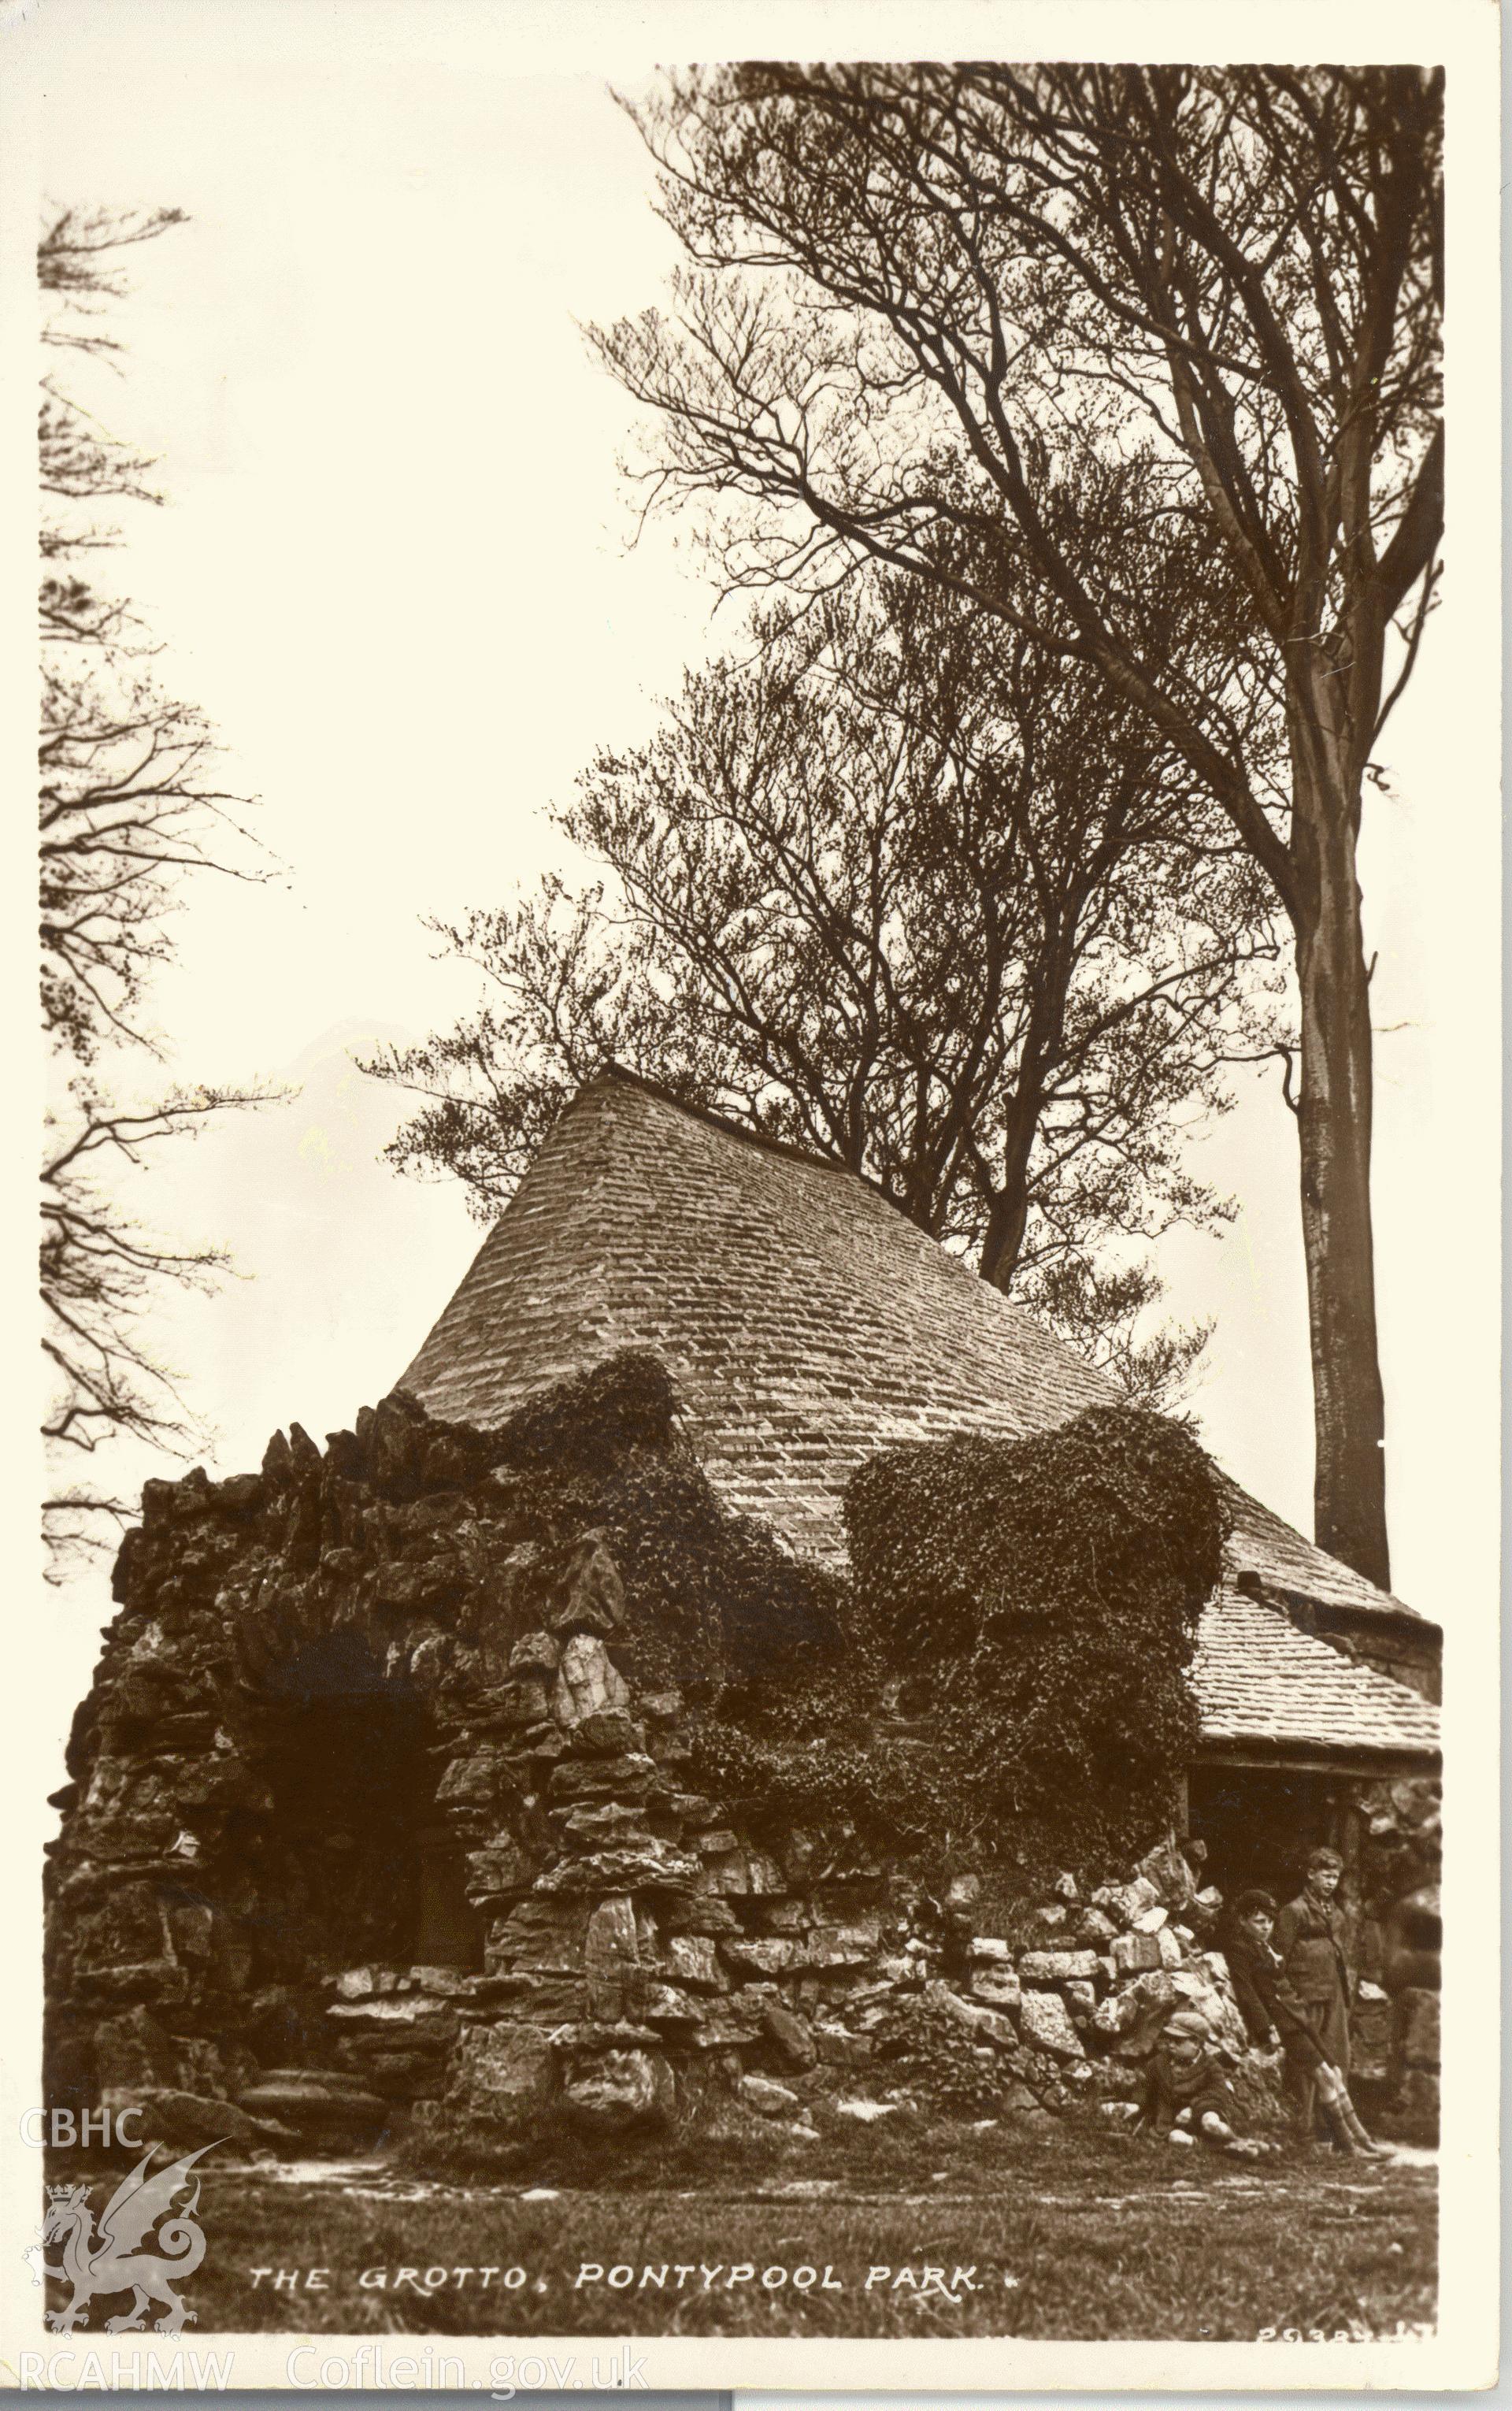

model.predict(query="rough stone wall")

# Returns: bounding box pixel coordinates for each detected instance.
[1351,1777,1441,2135]
[46,1383,1373,2157]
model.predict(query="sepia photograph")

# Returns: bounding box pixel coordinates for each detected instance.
[4,0,1499,2393]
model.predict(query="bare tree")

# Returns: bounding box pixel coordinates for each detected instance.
[42,1088,260,1564]
[40,207,263,1060]
[366,570,1280,1402]
[40,208,272,1572]
[593,63,1442,1586]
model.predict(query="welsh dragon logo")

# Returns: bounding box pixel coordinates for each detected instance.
[26,2143,215,2334]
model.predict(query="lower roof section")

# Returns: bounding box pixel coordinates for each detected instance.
[1191,1586,1439,1765]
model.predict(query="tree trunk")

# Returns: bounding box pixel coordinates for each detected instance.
[1292,753,1390,1591]
[978,1091,1041,1291]
[980,1178,1030,1292]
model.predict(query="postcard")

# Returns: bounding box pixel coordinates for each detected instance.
[3,0,1499,2392]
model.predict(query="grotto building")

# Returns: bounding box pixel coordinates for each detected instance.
[45,1068,1441,2154]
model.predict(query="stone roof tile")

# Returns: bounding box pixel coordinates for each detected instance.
[1193,1586,1440,1760]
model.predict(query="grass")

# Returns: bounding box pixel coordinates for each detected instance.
[50,2113,1436,2343]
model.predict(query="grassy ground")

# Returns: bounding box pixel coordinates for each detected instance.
[60,2116,1435,2343]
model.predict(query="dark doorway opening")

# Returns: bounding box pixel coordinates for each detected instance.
[1188,1761,1351,1906]
[258,1633,481,1978]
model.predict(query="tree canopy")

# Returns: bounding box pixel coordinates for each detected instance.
[591,64,1443,1585]
[368,566,1280,1400]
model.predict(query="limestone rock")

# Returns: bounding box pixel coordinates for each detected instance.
[923,1982,1017,2050]
[970,1968,1022,2010]
[739,2073,800,2118]
[1018,1990,1085,2060]
[561,2047,673,2133]
[536,1840,699,1894]
[465,1839,535,1901]
[489,1896,588,1974]
[584,1895,642,2019]
[435,1745,509,1809]
[814,2025,873,2066]
[639,1983,703,2026]
[780,1828,817,1883]
[372,1560,455,1613]
[762,2001,817,2068]
[237,2068,388,2135]
[969,1936,1012,1964]
[640,1690,684,1723]
[759,1899,812,1934]
[558,1801,649,1846]
[135,2090,265,2151]
[328,1997,456,2032]
[690,2014,762,2049]
[1093,1975,1151,2039]
[410,1966,474,1997]
[551,1633,631,1732]
[93,2005,181,2096]
[1113,1971,1180,2060]
[1111,1931,1164,1976]
[1002,2083,1044,2117]
[1169,1969,1226,2019]
[573,1709,644,1757]
[808,1922,880,1968]
[1094,1877,1160,1929]
[723,1937,802,1976]
[1135,1835,1197,1911]
[1398,1986,1440,2068]
[665,1896,743,1938]
[666,1935,728,1991]
[550,2018,660,2049]
[510,1630,561,1677]
[547,1751,657,1802]
[455,2023,556,2116]
[1018,1949,1099,1985]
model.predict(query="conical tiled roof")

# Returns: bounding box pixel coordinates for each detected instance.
[399,1069,1436,1762]
[402,1069,1115,1560]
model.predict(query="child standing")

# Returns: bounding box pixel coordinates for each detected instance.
[1224,1887,1391,2157]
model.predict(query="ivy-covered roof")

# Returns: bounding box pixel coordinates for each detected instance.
[400,1067,1436,1660]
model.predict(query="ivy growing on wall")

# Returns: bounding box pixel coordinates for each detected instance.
[487,1349,847,1693]
[691,1404,1228,1866]
[401,1353,1225,1865]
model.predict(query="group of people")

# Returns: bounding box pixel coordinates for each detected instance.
[1138,1845,1393,2161]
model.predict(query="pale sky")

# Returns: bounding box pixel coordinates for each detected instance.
[19,0,1500,1738]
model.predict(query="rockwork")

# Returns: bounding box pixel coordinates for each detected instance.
[43,1378,1432,2157]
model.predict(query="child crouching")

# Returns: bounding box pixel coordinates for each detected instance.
[1137,2008,1273,2158]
